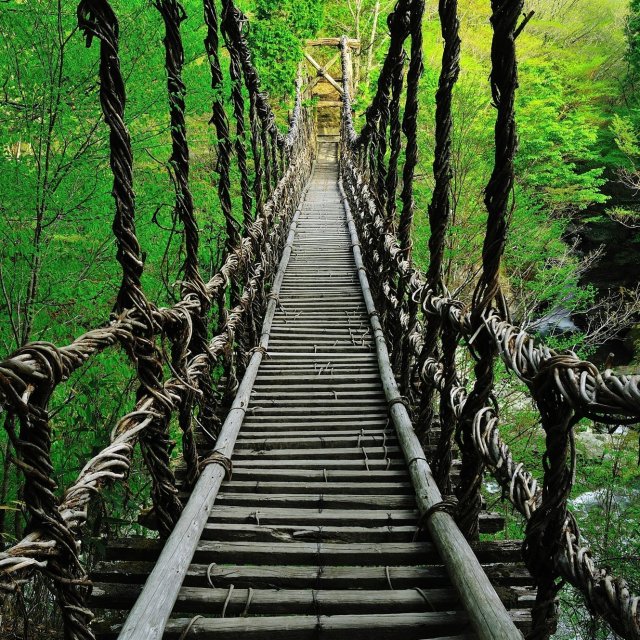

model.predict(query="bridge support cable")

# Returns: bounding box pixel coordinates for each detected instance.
[455,0,523,543]
[414,0,461,496]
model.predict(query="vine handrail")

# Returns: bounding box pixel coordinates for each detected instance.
[338,0,640,635]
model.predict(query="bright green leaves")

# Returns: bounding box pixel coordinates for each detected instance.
[627,0,640,79]
[515,59,608,214]
[612,113,640,163]
[247,0,323,101]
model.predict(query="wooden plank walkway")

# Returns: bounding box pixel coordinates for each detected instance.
[89,143,534,639]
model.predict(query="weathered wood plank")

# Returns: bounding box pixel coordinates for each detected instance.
[214,480,413,495]
[163,611,528,639]
[91,585,462,615]
[214,493,415,510]
[94,560,533,590]
[106,540,435,565]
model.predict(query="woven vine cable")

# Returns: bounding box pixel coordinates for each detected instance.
[454,0,524,540]
[11,346,92,639]
[375,83,391,217]
[153,0,205,489]
[370,1,413,334]
[203,0,238,247]
[384,51,406,375]
[77,0,182,545]
[356,0,413,147]
[384,52,404,229]
[103,0,187,543]
[221,7,251,238]
[416,0,461,491]
[224,0,286,174]
[248,87,266,220]
[260,107,273,197]
[524,357,579,639]
[394,0,425,392]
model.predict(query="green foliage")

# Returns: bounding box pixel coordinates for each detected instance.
[247,0,323,100]
[627,0,640,78]
[612,113,640,159]
[516,60,608,213]
[254,0,323,39]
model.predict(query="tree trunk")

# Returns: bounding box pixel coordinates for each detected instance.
[366,0,381,82]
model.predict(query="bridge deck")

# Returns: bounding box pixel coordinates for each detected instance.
[89,144,534,638]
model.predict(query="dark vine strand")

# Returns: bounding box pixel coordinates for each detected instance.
[396,0,425,393]
[154,0,205,491]
[221,6,251,241]
[454,0,524,541]
[415,0,460,477]
[203,0,238,248]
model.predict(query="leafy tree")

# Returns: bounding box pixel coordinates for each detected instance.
[627,0,640,79]
[248,0,323,99]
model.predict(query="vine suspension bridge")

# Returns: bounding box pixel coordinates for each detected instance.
[1,1,639,639]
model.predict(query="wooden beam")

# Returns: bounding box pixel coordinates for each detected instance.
[305,50,343,95]
[322,50,342,75]
[307,37,361,49]
[304,51,343,95]
[316,100,344,108]
[339,179,525,640]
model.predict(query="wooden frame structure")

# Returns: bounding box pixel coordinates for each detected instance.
[304,37,360,138]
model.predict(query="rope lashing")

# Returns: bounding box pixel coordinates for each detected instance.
[387,395,410,418]
[201,450,233,480]
[248,345,270,358]
[412,497,459,541]
[178,615,203,640]
[221,584,235,618]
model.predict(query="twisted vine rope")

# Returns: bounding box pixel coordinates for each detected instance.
[0,1,315,637]
[340,0,640,638]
